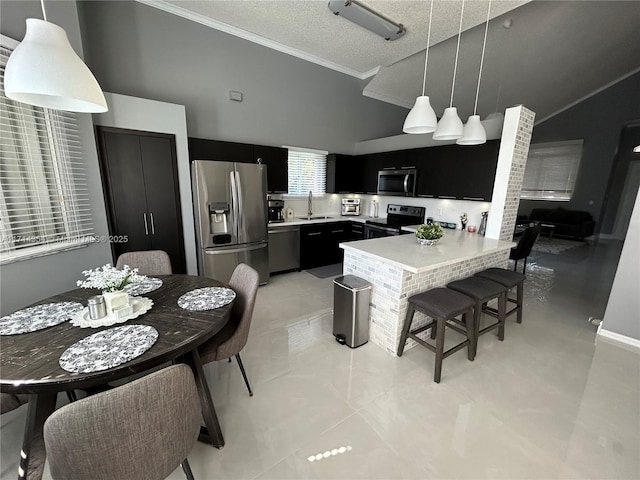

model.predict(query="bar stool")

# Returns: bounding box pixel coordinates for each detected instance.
[474,268,526,324]
[446,277,508,357]
[397,288,475,383]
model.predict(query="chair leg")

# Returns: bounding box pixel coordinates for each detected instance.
[513,259,518,272]
[66,390,77,403]
[522,257,527,274]
[516,281,524,324]
[397,304,415,357]
[433,317,446,383]
[181,459,195,480]
[472,303,482,356]
[464,307,475,361]
[498,293,507,341]
[235,353,253,397]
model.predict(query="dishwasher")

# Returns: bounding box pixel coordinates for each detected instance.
[268,225,300,274]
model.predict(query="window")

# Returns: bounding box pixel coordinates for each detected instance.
[521,140,583,201]
[0,36,94,264]
[285,146,327,196]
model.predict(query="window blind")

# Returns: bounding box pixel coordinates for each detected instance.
[521,140,583,201]
[286,146,327,196]
[0,37,94,264]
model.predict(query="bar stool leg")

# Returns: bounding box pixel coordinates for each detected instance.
[433,317,446,383]
[516,281,524,324]
[464,307,475,361]
[430,321,437,340]
[472,303,482,356]
[397,304,415,356]
[498,292,507,341]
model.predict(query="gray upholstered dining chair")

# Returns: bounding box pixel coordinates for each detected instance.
[43,364,201,480]
[115,250,172,275]
[199,263,259,396]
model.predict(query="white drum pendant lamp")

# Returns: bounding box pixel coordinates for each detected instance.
[458,0,492,145]
[403,1,437,134]
[433,0,465,141]
[5,2,107,113]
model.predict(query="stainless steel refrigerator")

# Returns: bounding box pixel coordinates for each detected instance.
[192,160,269,284]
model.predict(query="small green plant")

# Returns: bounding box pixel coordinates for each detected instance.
[415,223,445,240]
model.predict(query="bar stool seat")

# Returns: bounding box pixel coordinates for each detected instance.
[446,276,508,357]
[475,268,526,324]
[397,288,475,383]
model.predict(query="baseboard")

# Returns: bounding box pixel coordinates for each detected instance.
[597,325,640,351]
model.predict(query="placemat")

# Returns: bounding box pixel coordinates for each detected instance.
[0,302,84,336]
[59,325,159,373]
[177,287,236,311]
[124,277,163,296]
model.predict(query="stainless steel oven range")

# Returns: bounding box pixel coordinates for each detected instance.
[364,204,425,239]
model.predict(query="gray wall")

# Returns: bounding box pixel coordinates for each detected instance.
[0,1,112,316]
[518,72,640,235]
[76,0,409,155]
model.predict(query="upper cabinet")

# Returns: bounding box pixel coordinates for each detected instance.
[188,138,288,194]
[328,140,500,202]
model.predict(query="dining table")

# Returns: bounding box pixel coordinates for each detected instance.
[0,274,234,480]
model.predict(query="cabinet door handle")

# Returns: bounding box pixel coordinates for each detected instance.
[143,213,149,235]
[438,195,457,199]
[332,229,344,233]
[306,232,322,236]
[463,196,485,201]
[150,212,156,235]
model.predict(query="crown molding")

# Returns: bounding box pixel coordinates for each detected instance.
[136,0,370,80]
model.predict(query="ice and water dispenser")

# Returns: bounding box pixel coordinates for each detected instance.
[208,202,231,245]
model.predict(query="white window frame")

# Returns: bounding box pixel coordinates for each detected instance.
[521,139,583,201]
[0,34,95,265]
[284,146,328,197]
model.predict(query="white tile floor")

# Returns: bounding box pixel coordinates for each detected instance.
[2,239,639,480]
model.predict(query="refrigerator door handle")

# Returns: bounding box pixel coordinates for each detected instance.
[204,242,267,255]
[230,170,238,232]
[235,170,244,234]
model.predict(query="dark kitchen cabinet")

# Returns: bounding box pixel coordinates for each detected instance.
[326,222,350,264]
[97,127,186,273]
[255,145,288,193]
[300,224,330,269]
[349,221,365,240]
[189,138,288,194]
[326,154,363,193]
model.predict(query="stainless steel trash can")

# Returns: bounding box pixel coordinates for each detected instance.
[333,275,372,348]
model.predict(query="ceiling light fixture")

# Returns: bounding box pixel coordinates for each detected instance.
[328,0,406,41]
[4,0,108,113]
[457,0,491,145]
[433,0,465,141]
[402,1,437,134]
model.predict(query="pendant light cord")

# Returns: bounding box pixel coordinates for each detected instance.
[449,0,465,107]
[40,0,48,21]
[420,0,434,96]
[473,0,492,115]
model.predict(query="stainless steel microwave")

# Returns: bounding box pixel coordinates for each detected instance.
[377,168,417,197]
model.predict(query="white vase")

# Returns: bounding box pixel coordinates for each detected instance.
[102,290,130,315]
[417,237,439,246]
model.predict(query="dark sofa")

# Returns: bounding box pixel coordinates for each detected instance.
[527,208,595,240]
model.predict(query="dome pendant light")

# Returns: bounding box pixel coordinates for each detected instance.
[403,0,437,134]
[4,0,108,113]
[458,0,492,145]
[433,0,466,141]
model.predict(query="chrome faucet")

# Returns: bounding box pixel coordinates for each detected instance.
[308,190,313,218]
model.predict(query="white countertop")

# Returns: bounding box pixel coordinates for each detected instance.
[268,216,376,227]
[340,229,514,273]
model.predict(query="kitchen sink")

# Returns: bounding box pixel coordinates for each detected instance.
[296,215,334,220]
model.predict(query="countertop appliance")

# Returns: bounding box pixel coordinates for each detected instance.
[192,160,269,284]
[377,168,417,197]
[364,204,425,239]
[341,198,361,216]
[268,199,285,223]
[268,225,300,274]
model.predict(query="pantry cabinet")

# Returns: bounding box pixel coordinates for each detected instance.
[96,127,186,273]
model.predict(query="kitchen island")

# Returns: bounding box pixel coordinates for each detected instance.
[340,230,514,355]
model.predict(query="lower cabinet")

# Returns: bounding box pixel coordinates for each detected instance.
[300,221,352,269]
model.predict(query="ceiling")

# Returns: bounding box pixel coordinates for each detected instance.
[139,0,640,124]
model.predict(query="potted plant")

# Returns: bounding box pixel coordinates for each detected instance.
[77,264,146,315]
[415,223,445,246]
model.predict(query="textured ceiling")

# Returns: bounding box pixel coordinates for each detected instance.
[140,0,640,124]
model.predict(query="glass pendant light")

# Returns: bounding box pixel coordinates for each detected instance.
[4,0,108,113]
[403,1,437,134]
[458,0,491,145]
[433,0,465,141]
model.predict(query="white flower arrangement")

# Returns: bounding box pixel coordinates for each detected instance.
[77,264,146,292]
